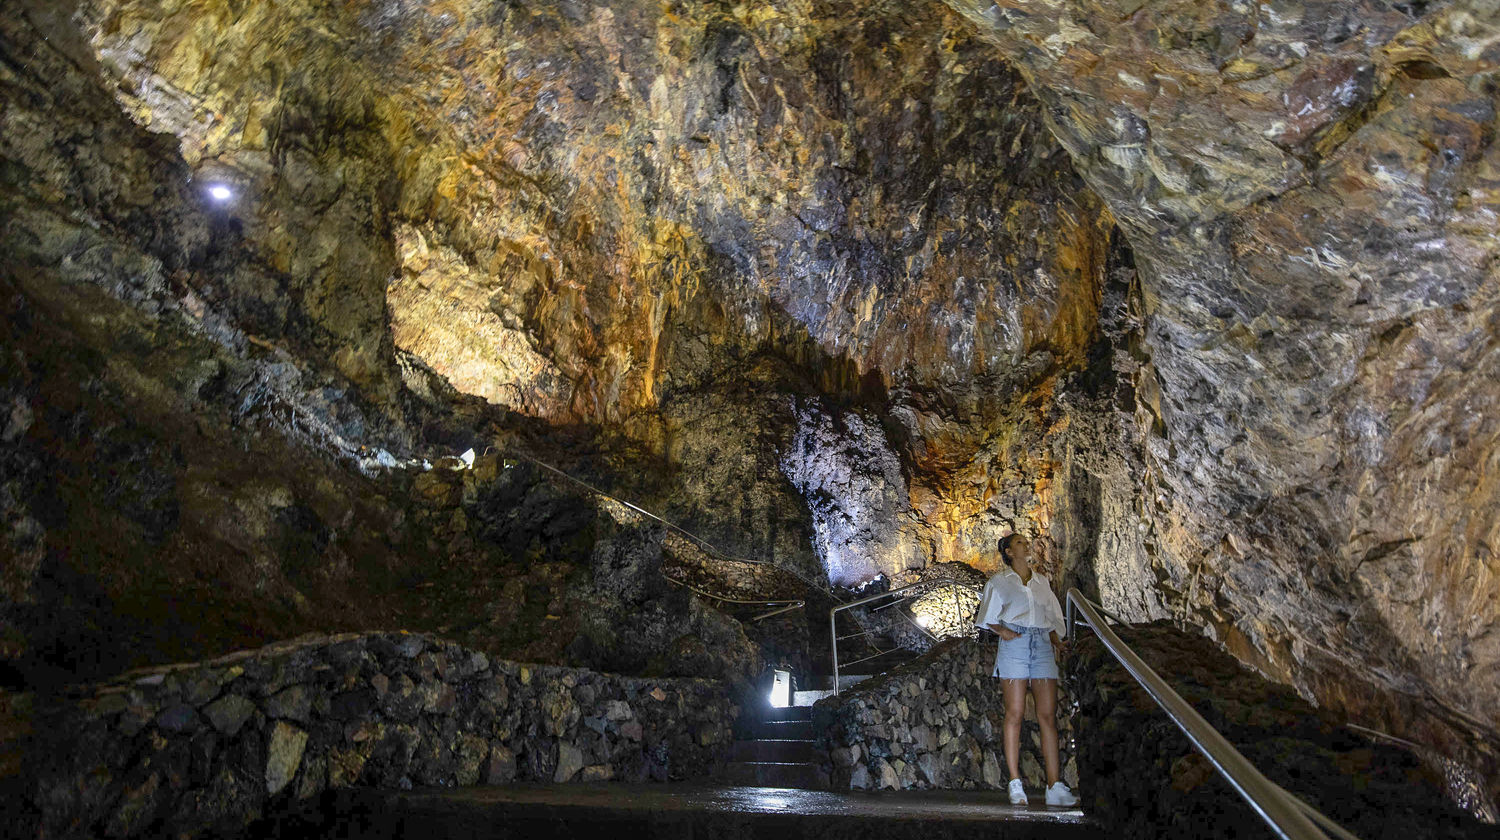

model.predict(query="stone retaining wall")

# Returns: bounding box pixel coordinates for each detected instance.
[15,632,736,838]
[812,637,1077,791]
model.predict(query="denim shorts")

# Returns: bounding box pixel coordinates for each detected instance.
[992,623,1058,680]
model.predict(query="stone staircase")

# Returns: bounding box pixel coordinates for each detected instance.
[724,704,824,788]
[723,661,921,790]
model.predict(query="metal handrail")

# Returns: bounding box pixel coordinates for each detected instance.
[894,601,942,643]
[504,448,846,607]
[829,580,980,694]
[1066,588,1360,840]
[661,574,801,606]
[513,451,776,568]
[841,647,908,670]
[1342,722,1424,751]
[658,574,805,623]
[831,582,928,693]
[750,602,804,622]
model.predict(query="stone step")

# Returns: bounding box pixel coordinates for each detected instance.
[761,705,813,722]
[729,739,816,763]
[722,761,827,789]
[742,718,813,740]
[258,784,1104,839]
[801,673,875,690]
[792,689,833,706]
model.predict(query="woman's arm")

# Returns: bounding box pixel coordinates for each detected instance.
[974,579,1020,640]
[1040,576,1068,639]
[989,623,1021,640]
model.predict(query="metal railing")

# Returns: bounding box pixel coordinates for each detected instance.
[660,573,805,622]
[1066,589,1361,840]
[829,581,979,694]
[502,447,845,612]
[512,451,784,571]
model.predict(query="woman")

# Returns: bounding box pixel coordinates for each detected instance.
[973,533,1079,807]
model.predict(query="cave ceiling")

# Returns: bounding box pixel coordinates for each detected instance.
[80,0,1113,414]
[71,0,1122,587]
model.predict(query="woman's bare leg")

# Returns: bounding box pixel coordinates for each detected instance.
[1033,677,1061,785]
[1003,677,1028,781]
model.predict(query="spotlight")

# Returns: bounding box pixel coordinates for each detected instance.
[206,184,234,202]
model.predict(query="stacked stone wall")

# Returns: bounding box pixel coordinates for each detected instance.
[13,632,736,838]
[812,637,1077,791]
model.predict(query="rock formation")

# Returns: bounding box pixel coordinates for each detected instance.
[815,636,1080,793]
[66,0,1117,578]
[945,0,1500,788]
[1,0,1497,816]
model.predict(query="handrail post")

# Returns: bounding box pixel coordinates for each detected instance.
[830,608,841,695]
[828,581,979,695]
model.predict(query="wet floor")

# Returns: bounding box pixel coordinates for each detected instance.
[255,782,1101,840]
[406,782,1092,823]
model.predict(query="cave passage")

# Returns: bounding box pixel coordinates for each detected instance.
[1,0,1498,836]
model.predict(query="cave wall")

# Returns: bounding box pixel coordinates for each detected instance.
[76,0,1112,409]
[1071,622,1495,837]
[943,0,1500,789]
[11,0,1496,795]
[0,1,454,683]
[0,0,765,683]
[3,0,1111,693]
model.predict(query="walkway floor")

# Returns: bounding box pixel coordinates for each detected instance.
[259,782,1101,840]
[409,782,1092,821]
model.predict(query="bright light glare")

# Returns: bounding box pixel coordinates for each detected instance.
[768,669,790,708]
[916,614,933,628]
[207,184,234,202]
[749,792,795,811]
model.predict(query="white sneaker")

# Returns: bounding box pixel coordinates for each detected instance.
[1008,778,1027,805]
[1045,781,1080,806]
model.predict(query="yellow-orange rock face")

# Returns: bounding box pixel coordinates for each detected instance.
[76,0,1118,582]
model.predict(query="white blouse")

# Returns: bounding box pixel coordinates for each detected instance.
[972,569,1067,638]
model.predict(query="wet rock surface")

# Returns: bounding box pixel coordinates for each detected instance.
[1068,622,1497,838]
[0,1,772,685]
[0,0,1129,714]
[75,0,1112,410]
[0,271,759,689]
[10,632,737,839]
[814,637,1078,794]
